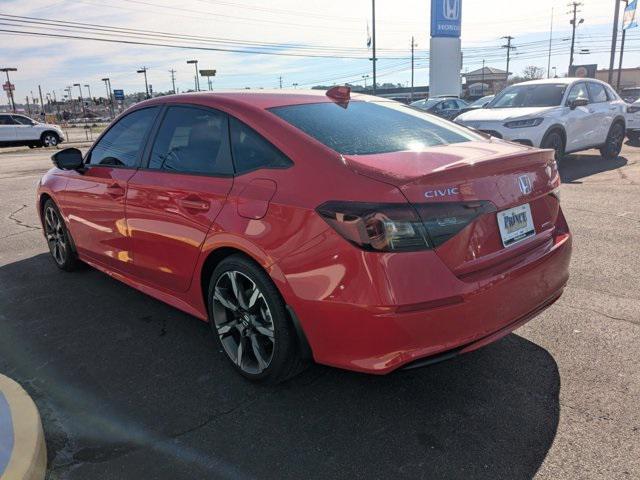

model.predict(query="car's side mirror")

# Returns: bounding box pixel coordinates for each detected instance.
[569,98,589,110]
[52,148,85,171]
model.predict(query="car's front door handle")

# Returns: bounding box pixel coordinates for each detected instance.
[106,183,125,198]
[178,197,210,212]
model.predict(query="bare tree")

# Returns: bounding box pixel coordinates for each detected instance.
[522,66,546,81]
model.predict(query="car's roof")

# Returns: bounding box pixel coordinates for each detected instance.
[515,77,607,86]
[139,89,376,110]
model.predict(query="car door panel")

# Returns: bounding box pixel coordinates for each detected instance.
[586,82,610,145]
[563,82,591,152]
[126,172,232,292]
[63,167,138,271]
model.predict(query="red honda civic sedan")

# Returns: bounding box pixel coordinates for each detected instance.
[37,87,571,383]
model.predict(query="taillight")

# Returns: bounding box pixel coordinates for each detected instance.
[317,201,495,252]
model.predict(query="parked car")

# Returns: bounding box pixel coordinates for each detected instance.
[38,87,571,383]
[410,97,469,120]
[0,113,65,148]
[457,95,495,116]
[455,78,627,160]
[625,98,640,142]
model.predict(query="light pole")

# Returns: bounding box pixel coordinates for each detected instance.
[101,77,114,118]
[84,84,92,103]
[73,83,85,119]
[292,83,299,89]
[137,67,150,99]
[187,60,199,91]
[617,0,630,90]
[0,67,17,112]
[362,74,369,89]
[410,36,418,101]
[371,0,377,95]
[609,0,623,85]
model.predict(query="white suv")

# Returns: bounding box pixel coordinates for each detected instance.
[0,113,65,148]
[455,78,627,160]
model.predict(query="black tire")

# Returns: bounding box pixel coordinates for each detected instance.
[40,132,60,148]
[43,199,79,271]
[600,122,625,159]
[208,254,304,384]
[541,130,565,161]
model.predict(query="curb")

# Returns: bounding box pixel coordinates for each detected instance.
[0,375,46,480]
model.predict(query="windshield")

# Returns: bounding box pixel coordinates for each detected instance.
[488,84,567,108]
[469,96,493,108]
[410,98,441,110]
[269,101,481,155]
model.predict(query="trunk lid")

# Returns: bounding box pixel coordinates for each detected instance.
[344,140,561,278]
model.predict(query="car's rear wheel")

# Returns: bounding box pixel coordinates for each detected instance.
[541,130,565,161]
[208,255,303,383]
[600,122,625,159]
[41,132,59,148]
[43,199,79,271]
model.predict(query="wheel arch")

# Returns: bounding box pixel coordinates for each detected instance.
[40,130,61,141]
[542,124,567,146]
[611,115,626,129]
[198,244,313,361]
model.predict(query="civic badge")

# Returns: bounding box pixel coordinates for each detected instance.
[518,175,533,195]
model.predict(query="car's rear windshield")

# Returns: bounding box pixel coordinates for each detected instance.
[488,83,567,108]
[269,101,481,155]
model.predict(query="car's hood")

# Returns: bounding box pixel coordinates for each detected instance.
[457,106,557,122]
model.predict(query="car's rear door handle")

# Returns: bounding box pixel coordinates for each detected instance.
[106,182,125,198]
[178,197,210,212]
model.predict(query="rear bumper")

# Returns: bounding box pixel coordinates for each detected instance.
[277,211,572,375]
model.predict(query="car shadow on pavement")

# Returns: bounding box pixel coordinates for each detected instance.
[0,254,560,480]
[559,153,627,183]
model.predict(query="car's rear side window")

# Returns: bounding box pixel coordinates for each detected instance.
[148,106,233,175]
[0,116,15,125]
[229,117,292,174]
[269,101,479,155]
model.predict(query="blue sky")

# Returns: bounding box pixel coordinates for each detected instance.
[0,0,638,104]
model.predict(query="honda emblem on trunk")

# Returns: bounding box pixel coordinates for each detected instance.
[518,175,533,195]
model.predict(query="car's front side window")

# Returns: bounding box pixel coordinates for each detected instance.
[148,106,233,176]
[229,117,292,174]
[88,107,159,167]
[12,116,33,125]
[587,83,608,103]
[566,83,589,105]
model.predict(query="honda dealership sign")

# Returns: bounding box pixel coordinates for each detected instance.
[429,0,463,97]
[431,0,462,37]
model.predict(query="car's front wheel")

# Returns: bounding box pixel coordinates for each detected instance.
[41,132,59,148]
[208,255,303,383]
[541,130,565,161]
[600,122,625,159]
[43,199,79,271]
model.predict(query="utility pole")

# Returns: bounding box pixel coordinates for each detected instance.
[410,36,418,102]
[137,67,150,99]
[547,7,554,78]
[25,96,31,116]
[481,59,486,96]
[617,0,629,90]
[0,67,17,112]
[169,69,177,94]
[187,60,199,91]
[371,0,377,95]
[502,36,516,85]
[568,2,584,72]
[609,0,622,84]
[279,76,282,89]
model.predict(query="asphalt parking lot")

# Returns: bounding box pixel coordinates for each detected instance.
[0,145,638,480]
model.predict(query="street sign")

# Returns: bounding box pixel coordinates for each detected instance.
[2,82,15,92]
[199,69,217,77]
[431,0,462,38]
[113,89,124,101]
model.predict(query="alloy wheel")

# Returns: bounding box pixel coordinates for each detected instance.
[44,206,67,266]
[212,270,275,375]
[607,124,624,158]
[43,134,58,147]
